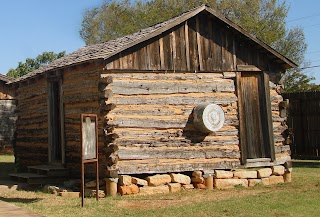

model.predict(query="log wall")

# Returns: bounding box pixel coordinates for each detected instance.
[270,83,291,162]
[15,77,49,167]
[14,62,106,176]
[101,71,289,175]
[62,63,106,177]
[0,81,16,146]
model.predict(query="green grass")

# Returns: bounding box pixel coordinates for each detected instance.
[1,156,320,217]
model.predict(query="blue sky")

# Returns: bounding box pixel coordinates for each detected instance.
[1,0,320,83]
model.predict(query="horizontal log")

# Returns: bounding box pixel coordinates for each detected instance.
[275,145,290,154]
[100,89,113,99]
[274,135,285,143]
[16,116,48,125]
[63,92,99,104]
[103,72,225,80]
[63,70,100,82]
[107,114,238,129]
[117,158,240,174]
[64,101,98,109]
[15,146,48,154]
[272,117,286,122]
[17,89,47,100]
[118,146,240,160]
[112,138,239,148]
[99,76,113,85]
[17,100,47,112]
[113,126,238,138]
[109,104,236,117]
[64,135,105,143]
[64,106,100,115]
[63,87,98,97]
[110,92,237,105]
[109,79,234,95]
[270,94,283,102]
[16,81,47,93]
[16,123,48,130]
[15,128,47,136]
[16,137,48,143]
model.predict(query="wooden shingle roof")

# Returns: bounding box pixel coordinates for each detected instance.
[0,74,15,83]
[11,5,297,83]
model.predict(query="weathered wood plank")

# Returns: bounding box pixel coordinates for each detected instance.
[210,22,221,70]
[147,39,160,70]
[196,16,204,71]
[184,21,190,70]
[171,30,177,70]
[162,32,173,70]
[188,17,199,71]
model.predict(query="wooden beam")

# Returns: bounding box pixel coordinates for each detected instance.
[237,65,262,72]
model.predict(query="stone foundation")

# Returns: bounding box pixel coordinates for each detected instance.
[112,165,291,196]
[44,165,291,197]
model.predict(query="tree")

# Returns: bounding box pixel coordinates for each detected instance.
[79,0,316,92]
[6,51,66,78]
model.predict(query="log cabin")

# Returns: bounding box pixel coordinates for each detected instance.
[0,74,16,148]
[8,5,296,180]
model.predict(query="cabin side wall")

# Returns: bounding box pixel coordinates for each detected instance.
[102,72,240,174]
[15,77,49,167]
[101,71,290,175]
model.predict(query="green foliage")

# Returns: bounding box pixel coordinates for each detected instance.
[80,0,315,92]
[6,51,65,78]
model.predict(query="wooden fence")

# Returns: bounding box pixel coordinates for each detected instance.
[283,91,320,158]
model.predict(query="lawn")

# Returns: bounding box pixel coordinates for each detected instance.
[0,155,320,217]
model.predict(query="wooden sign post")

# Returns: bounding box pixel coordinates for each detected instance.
[80,114,99,207]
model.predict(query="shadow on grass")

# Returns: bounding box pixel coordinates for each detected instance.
[293,161,320,168]
[0,196,41,204]
[0,162,15,180]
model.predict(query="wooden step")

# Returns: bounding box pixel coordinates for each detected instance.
[27,165,70,177]
[9,173,48,185]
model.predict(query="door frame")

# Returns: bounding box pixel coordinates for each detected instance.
[236,70,275,165]
[47,72,65,164]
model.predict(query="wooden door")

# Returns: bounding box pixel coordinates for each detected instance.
[48,77,64,164]
[238,72,275,163]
